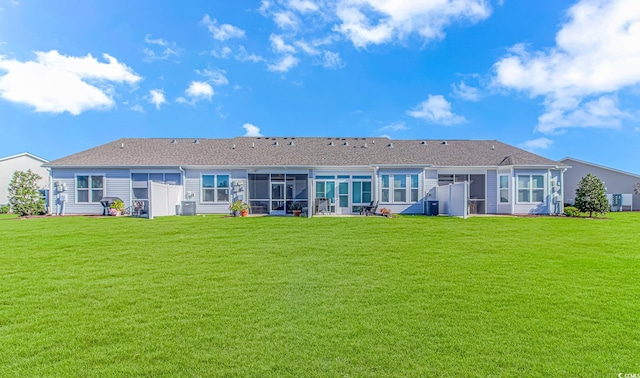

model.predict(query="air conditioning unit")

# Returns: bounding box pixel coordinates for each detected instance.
[181,201,196,216]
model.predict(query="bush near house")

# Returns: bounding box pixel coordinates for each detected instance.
[7,169,45,216]
[0,205,9,214]
[563,206,581,217]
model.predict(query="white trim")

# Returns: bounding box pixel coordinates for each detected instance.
[74,173,106,204]
[0,152,48,164]
[515,174,546,204]
[498,174,510,204]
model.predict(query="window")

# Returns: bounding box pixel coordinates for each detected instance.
[76,175,104,203]
[410,174,419,202]
[352,181,372,204]
[201,174,230,203]
[381,175,390,202]
[393,175,406,202]
[132,173,181,200]
[517,175,545,203]
[499,175,509,203]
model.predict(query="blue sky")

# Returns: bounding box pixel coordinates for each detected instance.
[1,0,639,173]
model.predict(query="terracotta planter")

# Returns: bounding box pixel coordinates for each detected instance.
[293,210,302,217]
[240,209,249,217]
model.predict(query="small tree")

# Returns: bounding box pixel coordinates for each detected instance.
[574,173,609,217]
[8,170,46,216]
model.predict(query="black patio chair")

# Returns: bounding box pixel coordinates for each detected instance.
[363,200,379,216]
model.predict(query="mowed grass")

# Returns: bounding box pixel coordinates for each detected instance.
[1,213,639,376]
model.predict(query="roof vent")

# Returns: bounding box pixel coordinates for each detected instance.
[329,141,335,146]
[274,141,279,146]
[363,143,368,148]
[171,139,177,144]
[442,141,448,145]
[251,142,255,148]
[492,145,495,150]
[289,141,295,146]
[344,141,349,146]
[421,141,427,145]
[120,143,124,149]
[372,140,375,144]
[388,143,394,148]
[232,144,236,149]
[193,139,199,144]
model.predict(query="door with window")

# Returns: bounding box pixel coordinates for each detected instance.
[271,182,285,214]
[336,181,350,214]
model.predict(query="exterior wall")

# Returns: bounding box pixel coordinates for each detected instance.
[377,168,424,214]
[486,170,498,214]
[562,159,640,210]
[185,168,243,214]
[424,169,438,201]
[50,168,130,215]
[496,168,512,214]
[0,154,49,205]
[513,169,550,215]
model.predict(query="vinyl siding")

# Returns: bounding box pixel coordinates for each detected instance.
[486,170,497,214]
[51,168,130,215]
[513,169,550,215]
[185,169,240,214]
[378,168,424,214]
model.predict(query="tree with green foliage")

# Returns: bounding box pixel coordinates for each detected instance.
[574,173,609,217]
[8,170,46,216]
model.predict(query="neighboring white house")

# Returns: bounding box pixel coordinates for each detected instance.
[561,157,640,211]
[0,152,50,205]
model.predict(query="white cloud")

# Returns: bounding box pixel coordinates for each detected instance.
[235,45,265,63]
[295,40,320,55]
[211,46,233,59]
[196,68,229,86]
[143,34,179,62]
[289,0,318,13]
[274,11,299,29]
[452,81,480,101]
[243,123,263,137]
[407,95,466,125]
[130,104,145,113]
[148,89,166,109]
[334,0,491,48]
[178,81,214,105]
[201,14,245,41]
[270,34,296,53]
[267,55,299,72]
[321,51,345,69]
[379,121,408,132]
[519,137,553,151]
[492,0,640,133]
[0,50,141,115]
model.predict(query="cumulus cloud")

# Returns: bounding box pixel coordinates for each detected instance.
[148,89,166,109]
[519,137,553,151]
[235,46,265,63]
[407,95,466,125]
[492,0,640,133]
[0,50,141,115]
[211,46,233,59]
[321,51,346,69]
[452,81,480,101]
[274,11,299,29]
[243,123,263,137]
[196,68,229,86]
[334,0,491,48]
[289,0,318,13]
[142,34,179,62]
[270,34,296,54]
[177,81,214,105]
[201,14,245,41]
[130,104,145,113]
[267,55,299,72]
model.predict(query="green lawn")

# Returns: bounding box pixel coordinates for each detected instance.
[1,214,639,376]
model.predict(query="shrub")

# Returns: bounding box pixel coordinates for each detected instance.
[110,199,125,212]
[575,174,609,217]
[563,206,581,217]
[8,170,45,216]
[0,205,9,214]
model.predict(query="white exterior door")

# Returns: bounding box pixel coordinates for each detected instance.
[336,181,350,214]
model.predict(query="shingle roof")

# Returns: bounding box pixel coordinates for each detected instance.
[46,137,563,167]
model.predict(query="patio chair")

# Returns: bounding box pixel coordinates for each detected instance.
[363,200,379,216]
[132,200,147,217]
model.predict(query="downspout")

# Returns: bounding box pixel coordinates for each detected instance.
[46,168,53,216]
[179,166,185,199]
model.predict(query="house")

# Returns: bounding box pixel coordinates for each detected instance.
[44,137,567,216]
[0,152,50,206]
[561,157,640,211]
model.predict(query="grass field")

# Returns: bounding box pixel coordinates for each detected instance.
[1,213,639,376]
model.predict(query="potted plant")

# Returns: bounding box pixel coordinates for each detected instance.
[289,201,303,217]
[109,199,125,216]
[229,200,250,217]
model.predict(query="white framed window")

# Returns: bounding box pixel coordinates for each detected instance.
[201,174,230,203]
[76,175,104,203]
[517,175,545,203]
[499,175,509,203]
[381,174,420,203]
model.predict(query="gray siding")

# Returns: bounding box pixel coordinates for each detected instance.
[185,168,245,214]
[513,169,550,215]
[496,168,511,214]
[562,159,639,210]
[486,170,497,214]
[51,168,130,215]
